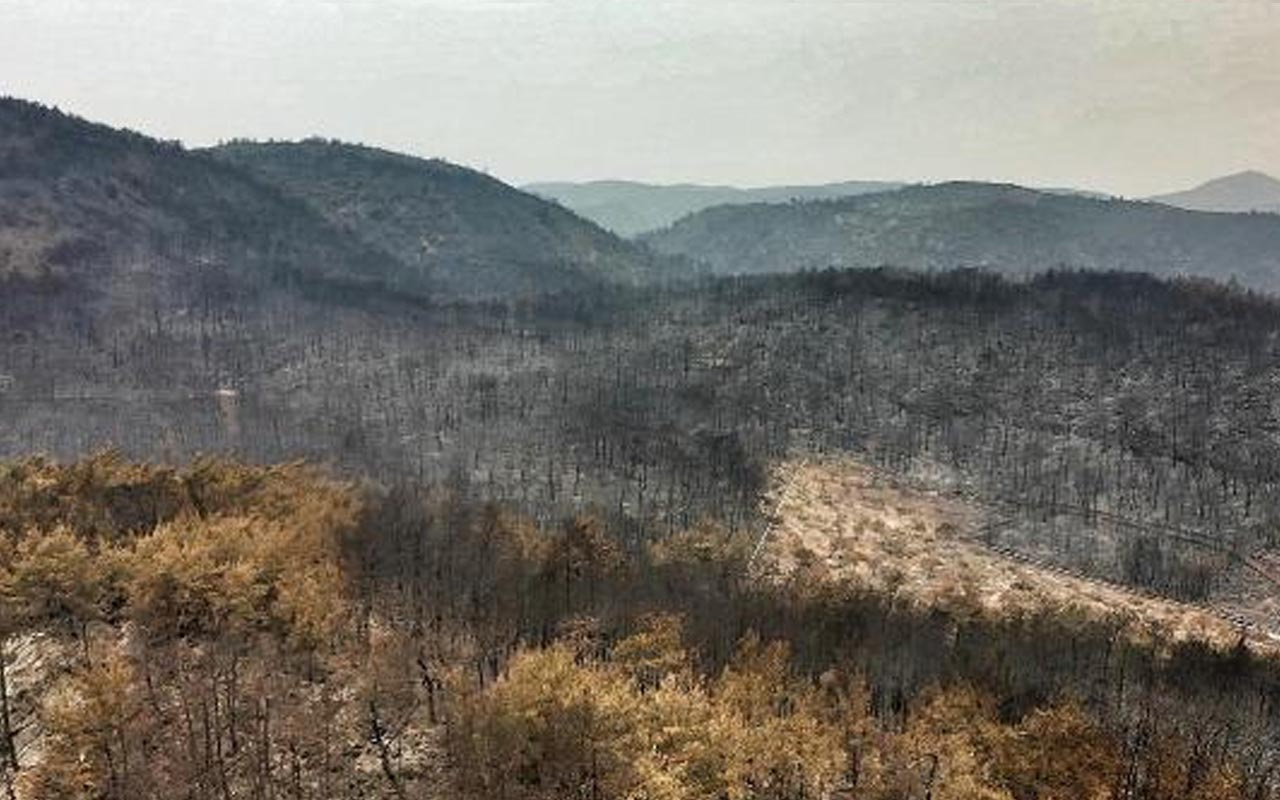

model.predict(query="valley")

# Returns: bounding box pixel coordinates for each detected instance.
[2,94,1280,799]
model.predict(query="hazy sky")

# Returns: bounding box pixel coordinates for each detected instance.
[2,0,1278,196]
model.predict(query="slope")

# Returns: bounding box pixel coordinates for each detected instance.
[0,97,405,314]
[642,181,1280,291]
[212,141,673,299]
[764,458,1280,655]
[1149,170,1280,214]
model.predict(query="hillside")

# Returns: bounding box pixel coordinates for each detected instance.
[6,454,1280,800]
[0,97,404,314]
[0,97,670,313]
[524,179,904,236]
[642,182,1280,290]
[12,263,1280,614]
[765,459,1280,654]
[212,141,674,299]
[1150,170,1280,214]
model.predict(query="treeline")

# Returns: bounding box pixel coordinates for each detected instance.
[450,622,1254,800]
[360,475,1280,800]
[3,454,1280,798]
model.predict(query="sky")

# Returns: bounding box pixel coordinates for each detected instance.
[1,0,1278,197]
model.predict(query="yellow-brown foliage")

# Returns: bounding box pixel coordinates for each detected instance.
[991,699,1119,800]
[3,526,103,632]
[648,519,750,573]
[450,625,1262,800]
[613,613,691,690]
[0,455,1268,800]
[448,625,846,800]
[856,686,1011,800]
[22,645,146,799]
[0,451,358,542]
[0,455,357,647]
[122,515,347,644]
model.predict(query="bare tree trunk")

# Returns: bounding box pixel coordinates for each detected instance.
[0,639,16,773]
[368,700,407,800]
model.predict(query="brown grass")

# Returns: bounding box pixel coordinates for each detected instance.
[763,457,1280,657]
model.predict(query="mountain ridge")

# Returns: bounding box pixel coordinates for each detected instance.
[525,178,1114,237]
[1148,170,1280,214]
[524,178,906,236]
[641,180,1280,291]
[210,140,675,299]
[0,95,667,312]
[0,96,419,317]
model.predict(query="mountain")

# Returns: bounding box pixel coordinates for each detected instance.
[523,179,905,237]
[0,97,406,316]
[0,96,667,317]
[1148,170,1280,214]
[641,181,1280,290]
[211,141,673,299]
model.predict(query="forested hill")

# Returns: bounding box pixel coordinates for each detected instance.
[0,97,673,312]
[642,181,1280,290]
[0,97,404,307]
[211,141,677,299]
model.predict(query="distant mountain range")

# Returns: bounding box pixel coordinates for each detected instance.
[1148,170,1280,214]
[642,181,1280,291]
[524,179,1117,237]
[6,95,1280,306]
[524,180,905,237]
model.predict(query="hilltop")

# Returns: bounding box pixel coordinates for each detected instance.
[212,141,674,299]
[1149,170,1280,215]
[0,97,668,314]
[0,97,403,313]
